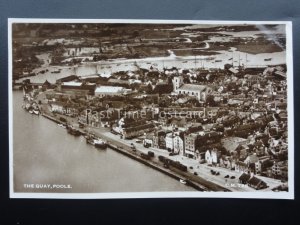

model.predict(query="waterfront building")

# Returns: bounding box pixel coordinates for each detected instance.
[153,130,168,149]
[58,81,96,96]
[239,173,251,184]
[50,101,79,117]
[144,133,155,147]
[247,176,268,190]
[116,118,156,139]
[173,132,185,155]
[123,123,156,139]
[165,133,174,152]
[184,133,199,158]
[94,86,129,97]
[205,149,218,165]
[235,161,249,173]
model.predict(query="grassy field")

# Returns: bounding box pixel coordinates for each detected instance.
[173,49,221,56]
[235,43,284,54]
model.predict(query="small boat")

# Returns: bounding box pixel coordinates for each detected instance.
[85,135,107,149]
[67,126,81,136]
[33,110,40,115]
[179,179,187,185]
[86,137,95,145]
[25,103,31,110]
[58,124,66,128]
[94,139,107,149]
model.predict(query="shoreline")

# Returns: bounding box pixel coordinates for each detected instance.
[41,111,230,192]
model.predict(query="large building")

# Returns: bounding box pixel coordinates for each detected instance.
[153,130,168,149]
[58,81,96,96]
[184,133,199,158]
[114,118,155,139]
[165,132,185,154]
[94,86,126,97]
[172,76,212,101]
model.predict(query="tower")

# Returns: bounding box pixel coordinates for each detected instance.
[172,76,183,91]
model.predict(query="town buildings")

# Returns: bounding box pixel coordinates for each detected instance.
[19,51,288,187]
[172,76,213,102]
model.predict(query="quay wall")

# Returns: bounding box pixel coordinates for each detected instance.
[41,111,229,192]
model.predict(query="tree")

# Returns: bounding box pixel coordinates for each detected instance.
[206,95,217,107]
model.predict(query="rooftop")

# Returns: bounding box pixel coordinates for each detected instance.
[178,84,207,92]
[95,86,124,93]
[62,81,82,87]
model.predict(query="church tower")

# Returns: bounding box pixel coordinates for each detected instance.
[172,76,183,91]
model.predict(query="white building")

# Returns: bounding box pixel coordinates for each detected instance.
[165,133,174,151]
[165,132,184,154]
[172,76,212,101]
[95,86,126,97]
[205,149,218,165]
[173,134,184,154]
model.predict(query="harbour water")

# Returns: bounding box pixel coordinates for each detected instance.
[13,91,194,193]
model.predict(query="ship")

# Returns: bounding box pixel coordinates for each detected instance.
[85,134,107,149]
[94,138,107,149]
[58,123,66,129]
[179,179,187,185]
[33,109,40,115]
[66,126,81,136]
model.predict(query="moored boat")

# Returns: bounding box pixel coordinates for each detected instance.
[58,123,66,129]
[85,134,107,149]
[67,126,81,136]
[179,179,187,185]
[33,109,40,115]
[94,138,107,149]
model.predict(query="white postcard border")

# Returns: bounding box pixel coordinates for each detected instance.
[8,18,294,199]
